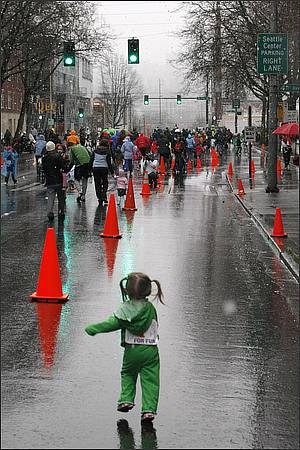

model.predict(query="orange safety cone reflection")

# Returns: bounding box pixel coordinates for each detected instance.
[187,159,192,171]
[271,208,288,237]
[36,303,62,368]
[157,174,165,193]
[251,159,255,173]
[122,176,137,211]
[197,157,202,169]
[237,179,245,196]
[100,194,122,238]
[140,170,152,196]
[103,238,119,277]
[228,162,233,177]
[30,228,69,303]
[171,158,175,171]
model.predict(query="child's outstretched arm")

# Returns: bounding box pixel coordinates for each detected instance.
[85,315,121,336]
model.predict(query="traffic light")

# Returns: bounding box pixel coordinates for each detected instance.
[63,41,75,67]
[128,38,139,64]
[144,95,149,105]
[78,108,84,118]
[176,94,182,104]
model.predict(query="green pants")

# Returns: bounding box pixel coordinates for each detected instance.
[118,345,160,414]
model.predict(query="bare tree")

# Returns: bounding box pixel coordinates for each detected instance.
[99,54,143,128]
[1,1,111,136]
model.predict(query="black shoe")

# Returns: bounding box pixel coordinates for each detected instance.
[76,195,82,203]
[103,199,108,204]
[48,212,54,222]
[58,213,65,221]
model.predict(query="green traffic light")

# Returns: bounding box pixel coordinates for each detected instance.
[65,56,74,66]
[129,54,138,63]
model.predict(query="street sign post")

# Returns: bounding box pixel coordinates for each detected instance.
[257,33,288,74]
[281,84,299,93]
[244,126,256,143]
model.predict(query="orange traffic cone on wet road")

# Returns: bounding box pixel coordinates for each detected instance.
[237,179,245,196]
[277,159,282,173]
[159,157,166,175]
[197,157,202,169]
[271,208,288,237]
[100,194,122,238]
[228,162,233,177]
[122,176,137,211]
[140,170,152,196]
[30,228,69,303]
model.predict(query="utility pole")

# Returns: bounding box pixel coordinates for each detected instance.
[213,1,222,125]
[266,0,279,193]
[206,72,209,126]
[158,79,162,126]
[248,105,252,179]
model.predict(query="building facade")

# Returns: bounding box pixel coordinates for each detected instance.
[1,75,25,138]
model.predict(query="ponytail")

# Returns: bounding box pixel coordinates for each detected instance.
[152,279,165,305]
[119,277,128,302]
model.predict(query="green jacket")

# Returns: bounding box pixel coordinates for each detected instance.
[85,299,158,347]
[70,144,91,166]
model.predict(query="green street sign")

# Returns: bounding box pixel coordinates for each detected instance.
[281,84,299,93]
[257,33,288,74]
[232,99,240,108]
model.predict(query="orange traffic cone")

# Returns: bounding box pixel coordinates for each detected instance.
[122,176,137,211]
[271,208,288,237]
[159,157,166,175]
[100,194,122,238]
[197,157,202,169]
[251,159,255,174]
[171,158,175,171]
[140,170,152,196]
[277,159,282,173]
[36,303,62,368]
[187,159,192,171]
[228,162,233,176]
[237,179,245,196]
[30,228,69,304]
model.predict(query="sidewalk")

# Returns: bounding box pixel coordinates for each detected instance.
[226,147,299,282]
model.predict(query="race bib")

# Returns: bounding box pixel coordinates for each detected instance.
[125,320,158,345]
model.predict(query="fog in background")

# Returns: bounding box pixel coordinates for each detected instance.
[94,1,207,129]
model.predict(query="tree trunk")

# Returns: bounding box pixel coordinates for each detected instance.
[15,91,30,139]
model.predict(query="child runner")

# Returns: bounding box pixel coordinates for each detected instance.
[115,169,128,206]
[85,272,164,423]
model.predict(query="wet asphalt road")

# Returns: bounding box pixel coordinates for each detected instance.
[1,151,299,449]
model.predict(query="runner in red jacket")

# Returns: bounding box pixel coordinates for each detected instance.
[134,133,151,157]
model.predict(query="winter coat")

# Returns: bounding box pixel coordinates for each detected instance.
[157,136,170,157]
[85,298,158,347]
[135,134,150,150]
[1,148,18,178]
[42,151,63,186]
[34,135,46,156]
[69,144,91,166]
[121,137,135,160]
[186,135,195,149]
[91,145,114,174]
[116,175,128,190]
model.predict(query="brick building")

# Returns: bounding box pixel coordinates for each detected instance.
[1,75,25,138]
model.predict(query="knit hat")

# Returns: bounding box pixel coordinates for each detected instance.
[67,135,79,144]
[46,141,56,152]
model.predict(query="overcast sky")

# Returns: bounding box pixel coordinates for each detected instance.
[95,1,186,95]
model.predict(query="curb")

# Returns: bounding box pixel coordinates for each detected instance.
[226,174,299,283]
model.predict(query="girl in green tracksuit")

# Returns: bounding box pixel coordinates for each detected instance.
[85,272,164,423]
